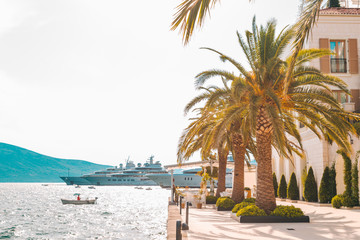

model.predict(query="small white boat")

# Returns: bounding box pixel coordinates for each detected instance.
[61,197,98,205]
[88,186,96,189]
[75,185,81,188]
[135,187,143,189]
[145,187,152,190]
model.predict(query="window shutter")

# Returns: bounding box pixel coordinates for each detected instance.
[348,39,358,74]
[319,38,330,73]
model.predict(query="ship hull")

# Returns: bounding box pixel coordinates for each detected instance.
[83,176,158,186]
[146,173,233,188]
[60,177,92,185]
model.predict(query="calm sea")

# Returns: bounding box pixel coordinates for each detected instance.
[0,183,169,239]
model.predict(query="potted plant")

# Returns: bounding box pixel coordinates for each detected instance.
[244,187,251,199]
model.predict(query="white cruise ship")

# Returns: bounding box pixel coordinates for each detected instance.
[60,156,167,186]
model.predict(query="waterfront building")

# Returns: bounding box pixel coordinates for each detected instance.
[272,5,360,199]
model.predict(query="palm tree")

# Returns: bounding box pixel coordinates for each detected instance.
[171,0,323,49]
[178,82,251,203]
[196,18,358,213]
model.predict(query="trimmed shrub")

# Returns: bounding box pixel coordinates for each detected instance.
[342,194,354,208]
[206,195,218,204]
[319,167,331,203]
[331,195,342,209]
[232,202,254,213]
[243,197,256,203]
[338,150,352,197]
[329,163,337,200]
[278,175,287,199]
[304,167,318,202]
[216,197,235,210]
[236,205,266,217]
[352,159,359,206]
[273,173,278,197]
[287,172,299,200]
[270,205,304,218]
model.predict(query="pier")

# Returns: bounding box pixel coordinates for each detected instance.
[167,200,360,239]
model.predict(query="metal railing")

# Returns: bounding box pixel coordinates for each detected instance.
[331,58,347,73]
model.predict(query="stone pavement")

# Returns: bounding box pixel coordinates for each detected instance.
[169,200,360,240]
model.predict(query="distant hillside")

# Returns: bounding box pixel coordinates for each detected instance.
[0,143,111,182]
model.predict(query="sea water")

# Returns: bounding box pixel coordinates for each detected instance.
[0,183,169,239]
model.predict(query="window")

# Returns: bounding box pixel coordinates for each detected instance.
[333,90,349,104]
[330,40,347,73]
[108,179,111,181]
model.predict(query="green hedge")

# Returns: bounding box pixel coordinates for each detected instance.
[243,197,255,203]
[278,174,287,199]
[216,197,235,210]
[232,202,254,213]
[287,172,299,200]
[270,205,304,218]
[206,195,218,204]
[236,205,266,217]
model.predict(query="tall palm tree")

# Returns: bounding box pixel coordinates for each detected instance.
[196,18,358,213]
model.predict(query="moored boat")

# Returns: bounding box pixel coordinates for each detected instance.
[61,198,97,205]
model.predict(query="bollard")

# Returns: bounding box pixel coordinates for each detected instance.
[179,196,183,215]
[176,220,182,240]
[182,202,189,230]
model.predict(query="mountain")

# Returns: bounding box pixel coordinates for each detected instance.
[0,143,111,182]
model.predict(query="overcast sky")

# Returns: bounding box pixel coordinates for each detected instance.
[0,0,301,166]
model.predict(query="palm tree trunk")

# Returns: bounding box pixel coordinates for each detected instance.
[255,106,276,214]
[231,132,245,204]
[216,146,229,198]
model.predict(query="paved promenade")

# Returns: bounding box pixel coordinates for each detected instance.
[168,200,360,240]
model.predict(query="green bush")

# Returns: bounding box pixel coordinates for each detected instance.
[270,205,304,218]
[329,163,337,201]
[304,167,318,202]
[273,173,278,198]
[243,197,256,203]
[338,150,352,197]
[342,194,354,207]
[232,202,254,213]
[236,205,267,217]
[331,195,342,209]
[352,159,359,206]
[319,167,331,203]
[216,197,235,210]
[287,172,299,200]
[206,195,218,204]
[278,174,287,199]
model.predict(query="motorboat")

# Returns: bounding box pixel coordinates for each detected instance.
[88,186,96,189]
[61,198,97,205]
[145,187,152,190]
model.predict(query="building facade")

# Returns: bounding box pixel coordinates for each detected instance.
[273,7,360,199]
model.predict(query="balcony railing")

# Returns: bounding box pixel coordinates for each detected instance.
[331,58,347,73]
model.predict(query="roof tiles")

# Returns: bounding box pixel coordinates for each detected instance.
[320,7,360,15]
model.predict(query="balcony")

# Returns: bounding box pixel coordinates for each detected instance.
[331,58,347,73]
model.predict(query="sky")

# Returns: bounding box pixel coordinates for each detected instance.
[0,0,302,167]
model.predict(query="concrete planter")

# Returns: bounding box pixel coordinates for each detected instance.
[231,213,309,223]
[217,206,233,211]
